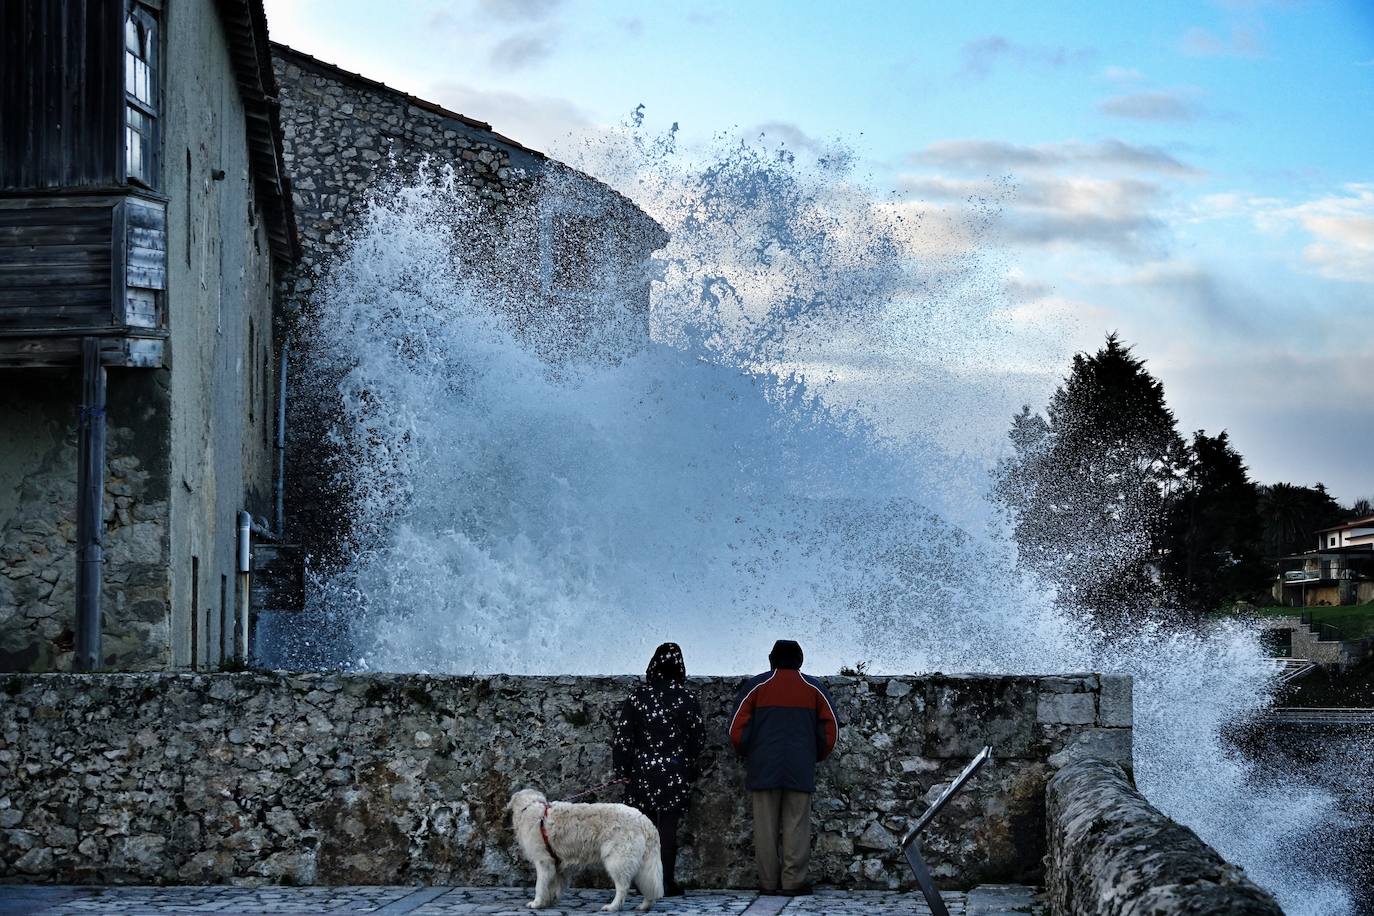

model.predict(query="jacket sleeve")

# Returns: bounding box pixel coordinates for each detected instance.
[814,680,839,762]
[611,696,637,778]
[728,678,759,755]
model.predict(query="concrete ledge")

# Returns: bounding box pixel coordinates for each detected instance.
[1045,757,1280,916]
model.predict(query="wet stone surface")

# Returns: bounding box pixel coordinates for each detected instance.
[0,885,1044,915]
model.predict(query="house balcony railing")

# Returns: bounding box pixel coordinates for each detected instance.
[1281,566,1356,585]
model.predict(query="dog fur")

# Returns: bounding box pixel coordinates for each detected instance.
[507,788,664,912]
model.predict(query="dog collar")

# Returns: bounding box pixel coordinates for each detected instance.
[539,803,562,869]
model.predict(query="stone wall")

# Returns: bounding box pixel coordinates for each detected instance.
[0,671,1129,889]
[1045,757,1281,916]
[270,45,667,568]
[0,372,172,672]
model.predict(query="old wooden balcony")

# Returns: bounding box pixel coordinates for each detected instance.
[0,190,168,369]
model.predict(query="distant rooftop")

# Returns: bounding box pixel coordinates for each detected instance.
[1317,514,1374,533]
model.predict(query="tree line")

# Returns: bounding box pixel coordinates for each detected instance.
[996,333,1369,621]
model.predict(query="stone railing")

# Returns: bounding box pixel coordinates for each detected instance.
[1045,757,1282,915]
[0,671,1130,888]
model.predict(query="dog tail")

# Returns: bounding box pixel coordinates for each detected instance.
[636,823,664,903]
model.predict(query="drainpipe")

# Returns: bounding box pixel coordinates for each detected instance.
[74,338,107,672]
[236,510,252,660]
[274,340,288,537]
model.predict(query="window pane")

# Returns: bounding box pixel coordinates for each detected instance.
[123,7,158,186]
[126,109,148,180]
[125,55,151,106]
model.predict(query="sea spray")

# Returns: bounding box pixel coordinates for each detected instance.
[278,148,1360,913]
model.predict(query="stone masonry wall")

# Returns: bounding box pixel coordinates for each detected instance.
[0,372,172,672]
[270,46,666,569]
[1046,757,1281,916]
[0,671,1130,889]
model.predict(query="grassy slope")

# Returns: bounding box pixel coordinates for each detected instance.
[1251,602,1374,640]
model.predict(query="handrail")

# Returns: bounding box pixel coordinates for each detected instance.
[1299,612,1346,643]
[1261,707,1374,725]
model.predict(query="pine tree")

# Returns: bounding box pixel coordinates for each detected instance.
[997,334,1184,620]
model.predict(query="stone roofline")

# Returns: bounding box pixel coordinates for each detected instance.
[270,42,667,244]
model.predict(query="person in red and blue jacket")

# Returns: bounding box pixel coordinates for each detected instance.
[728,640,839,895]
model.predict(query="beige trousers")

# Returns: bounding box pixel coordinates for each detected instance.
[751,789,812,891]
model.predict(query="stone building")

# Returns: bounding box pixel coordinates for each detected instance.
[269,44,668,573]
[0,0,296,671]
[0,15,668,670]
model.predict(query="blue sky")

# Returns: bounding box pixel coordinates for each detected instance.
[264,0,1374,502]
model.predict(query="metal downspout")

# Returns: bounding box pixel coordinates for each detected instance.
[74,338,106,671]
[275,340,288,537]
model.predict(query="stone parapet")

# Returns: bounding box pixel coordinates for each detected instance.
[0,671,1130,888]
[1045,757,1281,916]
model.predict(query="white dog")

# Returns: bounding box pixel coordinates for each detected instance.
[507,788,664,912]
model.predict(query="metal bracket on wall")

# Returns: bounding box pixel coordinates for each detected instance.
[900,745,993,916]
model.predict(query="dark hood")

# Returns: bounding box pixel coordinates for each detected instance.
[646,642,686,684]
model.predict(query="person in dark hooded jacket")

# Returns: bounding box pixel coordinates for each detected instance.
[728,639,838,896]
[611,642,705,897]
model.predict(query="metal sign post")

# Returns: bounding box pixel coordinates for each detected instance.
[900,746,992,916]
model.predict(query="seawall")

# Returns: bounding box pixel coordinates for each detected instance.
[0,671,1130,888]
[1046,757,1283,915]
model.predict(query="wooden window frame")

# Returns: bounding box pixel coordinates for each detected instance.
[123,1,161,190]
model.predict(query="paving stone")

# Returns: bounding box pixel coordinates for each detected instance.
[0,885,1041,916]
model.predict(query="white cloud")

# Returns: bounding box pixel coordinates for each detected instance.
[1179,25,1265,58]
[427,81,598,153]
[1273,184,1374,283]
[477,0,564,21]
[897,173,1168,256]
[908,138,1199,176]
[1201,185,1374,284]
[959,36,1095,78]
[1100,90,1205,122]
[1102,66,1145,82]
[488,31,558,69]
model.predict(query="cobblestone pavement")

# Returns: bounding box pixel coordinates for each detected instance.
[0,885,1043,916]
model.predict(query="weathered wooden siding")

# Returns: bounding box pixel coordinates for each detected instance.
[0,194,167,349]
[0,197,117,328]
[123,196,167,325]
[0,0,124,191]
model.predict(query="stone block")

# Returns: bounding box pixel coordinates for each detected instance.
[1097,674,1132,728]
[1037,692,1095,726]
[1047,728,1132,769]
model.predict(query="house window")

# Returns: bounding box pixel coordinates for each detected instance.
[1329,535,1338,548]
[124,5,159,186]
